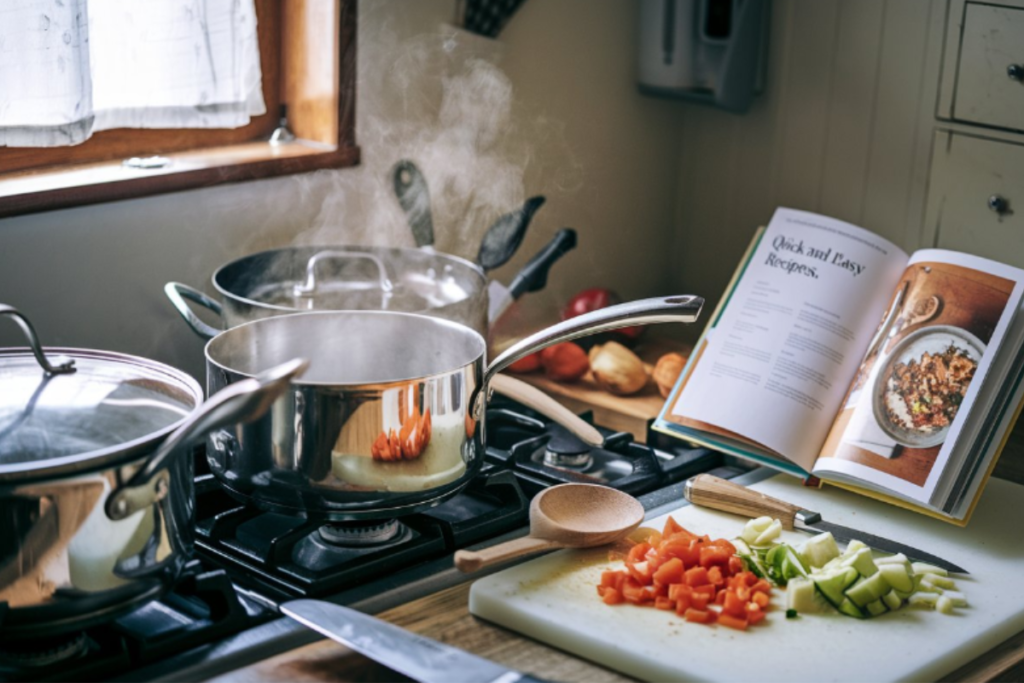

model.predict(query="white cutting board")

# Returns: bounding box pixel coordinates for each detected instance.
[469,475,1024,682]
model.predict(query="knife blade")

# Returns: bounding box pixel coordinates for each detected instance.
[683,474,967,573]
[281,599,547,683]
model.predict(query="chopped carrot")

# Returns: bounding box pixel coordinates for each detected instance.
[603,587,624,605]
[684,608,716,624]
[718,613,749,631]
[592,514,773,631]
[654,596,675,611]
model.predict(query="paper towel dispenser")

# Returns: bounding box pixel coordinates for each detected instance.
[638,0,770,113]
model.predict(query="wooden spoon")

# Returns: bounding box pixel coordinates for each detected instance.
[454,483,645,572]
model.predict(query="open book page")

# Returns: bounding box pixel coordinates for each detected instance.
[813,250,1024,510]
[666,208,909,471]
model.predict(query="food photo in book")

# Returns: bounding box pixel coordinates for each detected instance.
[820,262,1015,486]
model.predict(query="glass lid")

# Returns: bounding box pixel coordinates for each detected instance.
[0,348,202,482]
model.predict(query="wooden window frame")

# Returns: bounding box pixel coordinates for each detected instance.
[0,0,359,219]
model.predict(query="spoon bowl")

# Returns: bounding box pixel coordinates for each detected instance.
[454,483,644,573]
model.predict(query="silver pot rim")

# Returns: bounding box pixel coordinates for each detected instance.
[0,346,204,484]
[203,309,488,386]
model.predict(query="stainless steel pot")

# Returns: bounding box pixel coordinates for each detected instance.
[166,245,490,339]
[0,304,303,640]
[202,295,704,521]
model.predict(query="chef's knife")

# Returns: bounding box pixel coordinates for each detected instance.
[487,228,578,324]
[281,599,547,683]
[683,475,967,573]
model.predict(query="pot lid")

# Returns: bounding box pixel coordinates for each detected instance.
[215,246,482,314]
[0,347,203,483]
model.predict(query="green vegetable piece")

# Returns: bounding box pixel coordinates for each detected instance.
[841,547,878,578]
[813,567,859,606]
[878,563,914,593]
[845,572,891,608]
[799,532,840,570]
[865,599,888,617]
[837,597,866,619]
[786,609,799,619]
[882,590,903,611]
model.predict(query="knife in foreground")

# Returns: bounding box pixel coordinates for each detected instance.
[683,474,967,574]
[281,599,547,683]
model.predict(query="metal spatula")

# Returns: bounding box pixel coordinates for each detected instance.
[392,159,435,251]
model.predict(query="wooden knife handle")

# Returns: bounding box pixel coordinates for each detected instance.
[684,474,801,530]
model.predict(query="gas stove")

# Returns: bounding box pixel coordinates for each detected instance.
[0,397,746,682]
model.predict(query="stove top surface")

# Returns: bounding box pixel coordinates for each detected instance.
[0,397,738,682]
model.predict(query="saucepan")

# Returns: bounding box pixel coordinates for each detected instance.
[201,294,705,520]
[0,304,306,640]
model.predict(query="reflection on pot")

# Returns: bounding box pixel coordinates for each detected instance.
[0,455,190,609]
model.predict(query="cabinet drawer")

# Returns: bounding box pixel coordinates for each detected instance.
[952,2,1024,132]
[926,131,1024,266]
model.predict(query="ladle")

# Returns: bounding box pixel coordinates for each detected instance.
[454,483,645,572]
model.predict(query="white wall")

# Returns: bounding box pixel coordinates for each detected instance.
[670,0,945,333]
[0,0,685,382]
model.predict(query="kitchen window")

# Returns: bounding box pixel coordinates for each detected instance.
[0,0,359,218]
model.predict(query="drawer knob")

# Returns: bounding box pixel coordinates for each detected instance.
[988,194,1011,215]
[1009,64,1024,82]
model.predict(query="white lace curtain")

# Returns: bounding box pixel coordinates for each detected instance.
[0,0,265,148]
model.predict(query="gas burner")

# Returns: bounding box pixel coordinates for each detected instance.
[543,425,593,468]
[318,519,403,547]
[0,631,87,668]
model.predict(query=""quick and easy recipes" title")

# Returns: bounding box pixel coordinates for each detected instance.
[764,234,865,279]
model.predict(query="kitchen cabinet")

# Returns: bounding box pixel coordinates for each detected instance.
[925,0,1024,267]
[925,130,1024,262]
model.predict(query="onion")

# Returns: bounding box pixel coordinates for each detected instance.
[589,341,648,395]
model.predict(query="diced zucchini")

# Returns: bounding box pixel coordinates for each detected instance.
[841,547,878,578]
[766,544,809,584]
[813,567,859,607]
[882,590,903,611]
[837,598,866,619]
[925,574,956,590]
[874,553,910,566]
[943,590,968,607]
[878,563,914,593]
[798,532,840,570]
[865,599,888,617]
[739,516,776,545]
[936,596,955,614]
[908,592,940,609]
[911,562,948,577]
[786,577,830,614]
[841,540,868,558]
[751,519,783,547]
[845,572,891,608]
[918,576,945,594]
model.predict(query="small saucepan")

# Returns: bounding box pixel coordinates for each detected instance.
[0,304,305,640]
[202,295,704,520]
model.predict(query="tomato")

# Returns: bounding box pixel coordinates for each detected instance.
[539,342,589,381]
[562,288,645,345]
[506,352,542,373]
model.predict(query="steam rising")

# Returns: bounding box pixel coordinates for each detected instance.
[294,22,581,261]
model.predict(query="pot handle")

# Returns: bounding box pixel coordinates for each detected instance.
[477,295,704,417]
[164,282,224,341]
[293,250,395,297]
[105,358,310,521]
[490,374,603,447]
[0,305,76,375]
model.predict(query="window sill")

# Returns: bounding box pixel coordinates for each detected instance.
[0,138,360,219]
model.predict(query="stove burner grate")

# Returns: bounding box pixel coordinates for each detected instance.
[0,632,87,668]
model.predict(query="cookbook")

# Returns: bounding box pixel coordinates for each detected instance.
[654,207,1024,524]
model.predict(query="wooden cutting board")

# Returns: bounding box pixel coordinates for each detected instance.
[510,336,690,443]
[469,474,1024,682]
